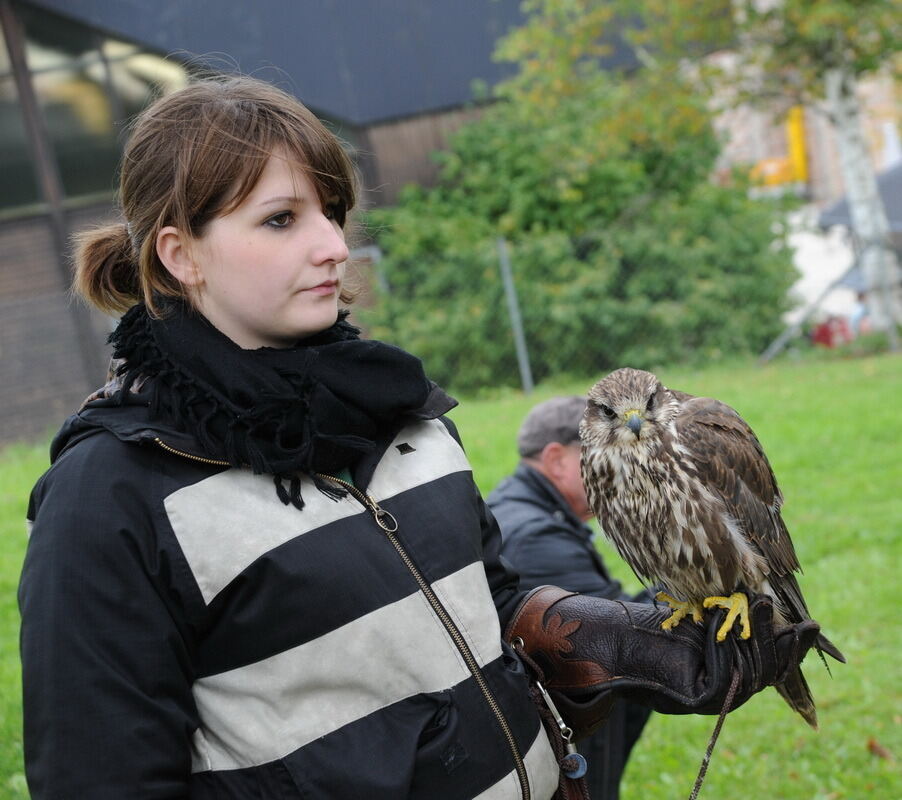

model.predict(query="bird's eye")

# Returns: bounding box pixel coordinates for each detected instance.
[599,404,616,419]
[646,394,655,412]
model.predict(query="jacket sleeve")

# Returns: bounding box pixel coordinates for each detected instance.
[476,490,526,627]
[437,416,526,627]
[19,438,199,799]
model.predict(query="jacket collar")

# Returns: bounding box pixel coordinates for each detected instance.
[514,462,593,537]
[52,375,456,478]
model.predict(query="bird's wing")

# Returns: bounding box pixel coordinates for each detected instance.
[674,396,803,582]
[675,396,843,658]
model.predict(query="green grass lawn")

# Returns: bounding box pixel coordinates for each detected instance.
[450,353,901,799]
[0,442,48,798]
[1,353,899,797]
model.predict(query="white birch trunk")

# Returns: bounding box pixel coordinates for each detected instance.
[824,66,901,346]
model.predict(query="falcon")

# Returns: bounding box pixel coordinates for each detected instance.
[579,367,844,728]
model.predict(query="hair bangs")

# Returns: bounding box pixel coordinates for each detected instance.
[196,101,357,229]
[276,120,356,229]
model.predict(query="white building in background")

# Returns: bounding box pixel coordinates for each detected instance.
[712,64,900,328]
[785,208,860,324]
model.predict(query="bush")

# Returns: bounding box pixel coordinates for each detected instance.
[361,34,798,392]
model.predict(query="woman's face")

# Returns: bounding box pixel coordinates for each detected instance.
[189,150,349,349]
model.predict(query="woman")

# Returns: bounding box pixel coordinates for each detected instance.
[19,76,819,800]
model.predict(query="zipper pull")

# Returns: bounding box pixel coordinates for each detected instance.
[365,498,398,532]
[316,473,398,532]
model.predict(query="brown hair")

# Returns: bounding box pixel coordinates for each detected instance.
[74,75,358,315]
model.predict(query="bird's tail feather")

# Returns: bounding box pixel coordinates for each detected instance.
[776,665,818,729]
[816,632,845,664]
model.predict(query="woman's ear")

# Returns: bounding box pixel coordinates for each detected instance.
[156,226,204,287]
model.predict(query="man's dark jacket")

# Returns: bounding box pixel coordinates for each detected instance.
[487,463,652,800]
[487,463,629,599]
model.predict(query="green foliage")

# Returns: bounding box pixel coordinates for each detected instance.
[365,109,795,390]
[625,0,902,105]
[362,1,800,393]
[742,0,902,93]
[493,0,618,102]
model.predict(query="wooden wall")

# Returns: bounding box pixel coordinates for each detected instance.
[361,105,485,207]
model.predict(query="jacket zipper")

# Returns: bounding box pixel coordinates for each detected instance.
[154,437,230,466]
[317,472,531,800]
[153,438,531,798]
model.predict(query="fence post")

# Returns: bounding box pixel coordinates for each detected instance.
[496,237,534,394]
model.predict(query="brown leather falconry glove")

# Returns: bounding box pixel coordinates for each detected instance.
[504,586,821,741]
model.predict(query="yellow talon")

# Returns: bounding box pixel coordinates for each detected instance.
[656,591,705,631]
[703,592,751,641]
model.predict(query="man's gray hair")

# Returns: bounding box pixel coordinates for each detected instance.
[516,395,587,458]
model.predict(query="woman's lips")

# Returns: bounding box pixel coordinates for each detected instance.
[304,280,338,295]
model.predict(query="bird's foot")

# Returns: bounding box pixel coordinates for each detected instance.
[656,592,705,631]
[703,592,751,641]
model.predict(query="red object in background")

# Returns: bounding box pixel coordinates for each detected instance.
[811,316,853,348]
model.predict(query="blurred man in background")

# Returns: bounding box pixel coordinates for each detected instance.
[487,396,653,800]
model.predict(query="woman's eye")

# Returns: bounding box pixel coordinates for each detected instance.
[322,195,344,225]
[265,211,293,229]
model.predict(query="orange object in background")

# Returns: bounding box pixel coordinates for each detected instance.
[750,106,809,187]
[751,156,797,186]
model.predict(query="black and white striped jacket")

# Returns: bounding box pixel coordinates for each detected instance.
[20,393,560,799]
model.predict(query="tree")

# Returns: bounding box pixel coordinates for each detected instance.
[628,0,902,345]
[361,0,799,392]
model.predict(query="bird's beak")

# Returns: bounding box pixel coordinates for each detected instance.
[624,409,643,436]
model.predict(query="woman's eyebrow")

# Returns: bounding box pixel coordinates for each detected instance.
[258,195,304,207]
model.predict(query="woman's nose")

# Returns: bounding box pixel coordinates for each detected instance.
[312,215,350,266]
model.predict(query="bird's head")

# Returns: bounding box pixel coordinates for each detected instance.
[580,367,676,450]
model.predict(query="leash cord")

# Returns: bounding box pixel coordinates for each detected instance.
[688,667,741,800]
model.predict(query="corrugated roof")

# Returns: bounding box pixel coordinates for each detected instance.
[25,0,638,126]
[23,0,528,125]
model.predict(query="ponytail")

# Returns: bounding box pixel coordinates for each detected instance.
[73,223,142,313]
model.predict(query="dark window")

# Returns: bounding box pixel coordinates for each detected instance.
[31,67,121,199]
[103,43,190,128]
[16,2,100,69]
[0,3,191,210]
[17,4,120,199]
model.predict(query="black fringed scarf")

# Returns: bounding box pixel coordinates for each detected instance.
[108,301,437,509]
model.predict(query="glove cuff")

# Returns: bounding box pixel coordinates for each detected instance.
[504,585,575,648]
[505,586,616,740]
